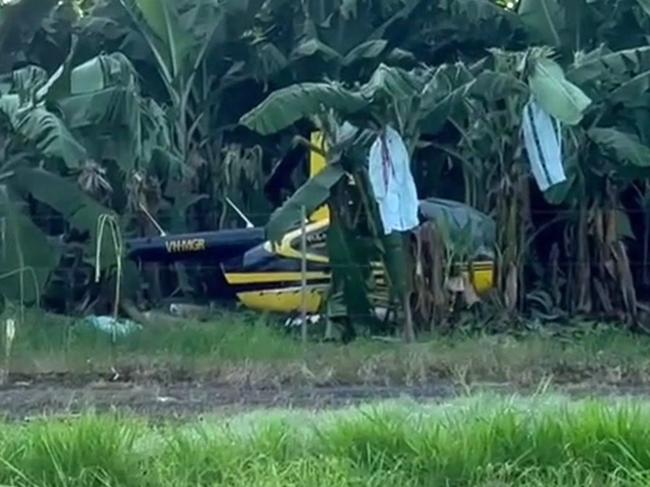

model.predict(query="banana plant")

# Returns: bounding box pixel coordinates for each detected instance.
[118,0,268,154]
[518,0,650,53]
[115,0,278,229]
[239,60,527,335]
[555,45,650,317]
[0,49,175,307]
[504,0,650,320]
[452,36,650,319]
[0,0,61,72]
[0,93,96,302]
[415,47,592,314]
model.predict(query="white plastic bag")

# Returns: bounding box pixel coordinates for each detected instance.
[522,99,566,192]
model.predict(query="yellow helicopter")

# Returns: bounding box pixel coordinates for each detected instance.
[127,133,495,313]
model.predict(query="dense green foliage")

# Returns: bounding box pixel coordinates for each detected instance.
[2,0,650,334]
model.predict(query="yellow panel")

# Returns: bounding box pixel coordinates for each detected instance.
[234,271,494,313]
[310,131,327,176]
[470,268,495,294]
[224,271,329,285]
[237,288,324,313]
[453,260,495,294]
[272,218,330,263]
[309,131,330,222]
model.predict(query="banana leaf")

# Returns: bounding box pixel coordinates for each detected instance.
[0,95,86,169]
[610,71,650,108]
[57,53,171,173]
[10,65,48,104]
[636,0,650,16]
[0,186,60,304]
[59,88,138,130]
[518,0,564,47]
[361,63,426,102]
[588,128,650,167]
[529,57,591,126]
[266,164,346,242]
[240,64,430,137]
[69,53,137,95]
[569,46,650,85]
[343,40,388,66]
[420,68,526,134]
[58,87,140,172]
[12,168,117,269]
[254,43,289,80]
[120,0,250,87]
[120,0,205,84]
[240,83,367,136]
[291,38,343,63]
[0,0,58,72]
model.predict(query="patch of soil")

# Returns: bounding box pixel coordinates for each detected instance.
[0,381,457,420]
[1,377,650,421]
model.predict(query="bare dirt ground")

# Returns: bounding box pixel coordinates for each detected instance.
[2,376,650,420]
[0,380,456,420]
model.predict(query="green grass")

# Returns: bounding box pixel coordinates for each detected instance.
[4,309,650,387]
[0,396,648,485]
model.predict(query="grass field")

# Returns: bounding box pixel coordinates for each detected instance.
[5,310,650,388]
[0,395,645,486]
[1,312,650,485]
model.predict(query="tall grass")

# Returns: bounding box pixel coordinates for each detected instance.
[0,396,649,485]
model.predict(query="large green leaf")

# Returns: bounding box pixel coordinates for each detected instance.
[418,64,474,130]
[470,71,529,100]
[588,128,650,167]
[0,0,58,72]
[291,38,343,63]
[120,0,250,88]
[120,0,204,84]
[141,98,179,175]
[342,40,388,66]
[518,0,564,47]
[366,0,423,41]
[0,95,86,169]
[56,53,170,173]
[266,164,346,242]
[69,53,137,95]
[529,57,591,125]
[241,63,520,138]
[2,46,76,104]
[420,66,526,133]
[59,88,138,131]
[253,43,289,80]
[636,0,650,16]
[10,65,48,104]
[0,185,60,304]
[570,46,650,109]
[361,63,426,103]
[12,168,116,268]
[354,64,428,137]
[569,46,650,85]
[240,83,367,136]
[610,71,650,107]
[58,87,140,172]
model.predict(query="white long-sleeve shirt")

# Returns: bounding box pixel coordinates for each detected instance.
[368,126,419,235]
